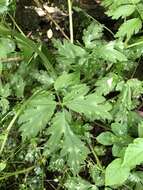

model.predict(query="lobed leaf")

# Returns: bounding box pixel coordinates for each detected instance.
[18,91,56,140]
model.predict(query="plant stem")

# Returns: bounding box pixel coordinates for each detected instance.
[126,41,143,48]
[88,143,103,171]
[0,109,21,155]
[8,13,25,36]
[0,166,35,181]
[68,0,74,43]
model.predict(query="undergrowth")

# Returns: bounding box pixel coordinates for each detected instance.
[1,0,143,189]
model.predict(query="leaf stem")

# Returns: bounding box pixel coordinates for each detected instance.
[68,0,74,43]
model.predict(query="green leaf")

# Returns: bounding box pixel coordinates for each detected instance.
[0,0,10,14]
[65,176,98,190]
[0,161,6,172]
[98,41,127,63]
[116,18,142,40]
[111,122,128,136]
[18,91,56,140]
[63,84,89,102]
[138,121,143,137]
[96,132,118,145]
[105,158,130,186]
[95,73,120,95]
[54,39,87,66]
[107,5,135,19]
[89,164,104,186]
[0,38,15,58]
[45,111,89,175]
[122,138,143,169]
[112,144,126,157]
[64,89,112,121]
[54,72,80,91]
[0,98,9,114]
[83,22,103,48]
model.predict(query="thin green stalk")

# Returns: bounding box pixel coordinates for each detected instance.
[73,7,114,37]
[0,91,40,155]
[0,166,34,181]
[88,143,103,171]
[0,109,21,155]
[0,24,57,79]
[126,41,143,48]
[68,0,74,43]
[7,13,25,36]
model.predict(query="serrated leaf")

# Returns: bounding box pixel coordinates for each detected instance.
[107,5,135,19]
[45,111,89,175]
[122,138,143,169]
[63,84,89,102]
[53,39,87,66]
[105,158,130,186]
[64,90,112,121]
[83,22,103,48]
[96,132,118,145]
[98,42,127,63]
[95,73,120,95]
[116,18,142,40]
[54,72,80,91]
[18,91,56,140]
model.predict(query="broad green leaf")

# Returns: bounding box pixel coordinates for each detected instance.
[96,132,118,145]
[122,138,143,169]
[54,72,80,91]
[116,18,142,40]
[45,111,89,175]
[105,158,130,186]
[107,5,135,19]
[83,22,103,48]
[64,90,112,121]
[18,91,56,140]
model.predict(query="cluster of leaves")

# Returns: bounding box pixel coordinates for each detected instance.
[1,0,143,189]
[101,0,143,41]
